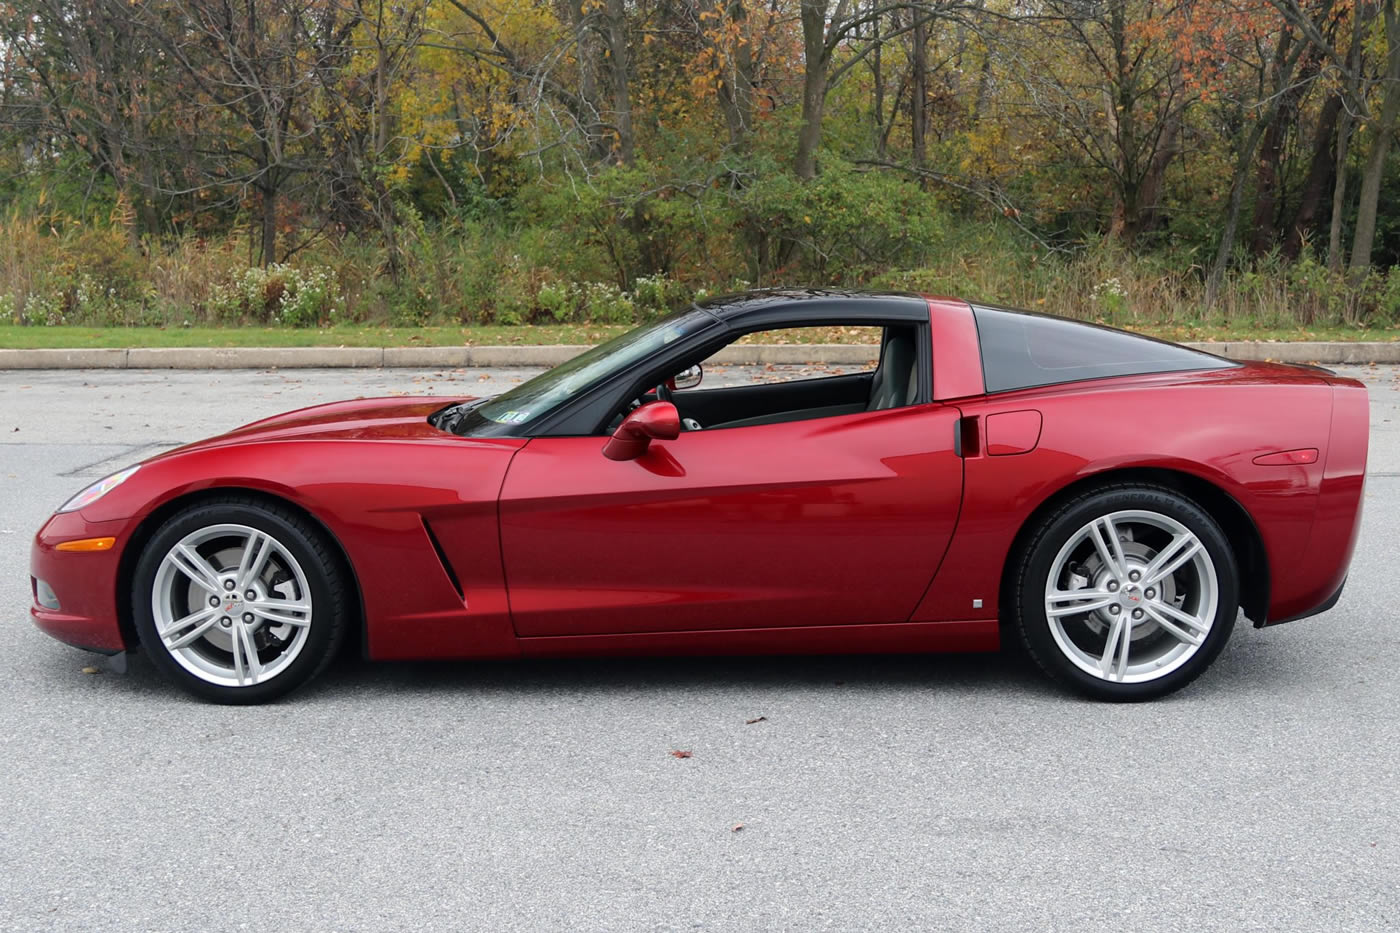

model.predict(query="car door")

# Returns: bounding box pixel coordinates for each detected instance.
[497,403,964,637]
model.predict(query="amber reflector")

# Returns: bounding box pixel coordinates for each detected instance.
[55,537,116,552]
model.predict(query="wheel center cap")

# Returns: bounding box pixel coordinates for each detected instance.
[224,593,242,612]
[1120,586,1143,607]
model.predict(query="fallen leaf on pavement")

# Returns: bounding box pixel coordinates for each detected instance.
[81,666,100,675]
[745,716,767,725]
[670,750,692,759]
[731,823,744,833]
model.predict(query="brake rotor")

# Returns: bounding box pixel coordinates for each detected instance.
[180,544,296,653]
[1078,539,1177,641]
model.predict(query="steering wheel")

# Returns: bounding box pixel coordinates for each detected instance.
[655,381,674,404]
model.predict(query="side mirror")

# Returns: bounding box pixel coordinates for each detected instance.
[603,401,681,461]
[669,364,703,391]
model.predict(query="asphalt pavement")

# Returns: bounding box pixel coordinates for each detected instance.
[1,363,1398,932]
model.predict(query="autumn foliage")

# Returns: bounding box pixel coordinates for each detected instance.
[3,0,1400,327]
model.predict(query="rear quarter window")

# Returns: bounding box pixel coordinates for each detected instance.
[972,306,1236,393]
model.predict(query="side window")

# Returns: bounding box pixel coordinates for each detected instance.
[685,325,882,390]
[664,323,922,431]
[974,306,1236,392]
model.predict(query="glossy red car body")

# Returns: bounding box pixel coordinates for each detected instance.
[31,294,1368,666]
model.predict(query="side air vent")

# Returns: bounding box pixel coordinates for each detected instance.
[420,518,464,601]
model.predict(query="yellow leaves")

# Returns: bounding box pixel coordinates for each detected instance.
[404,0,565,160]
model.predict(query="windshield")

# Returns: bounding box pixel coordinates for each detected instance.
[445,307,717,435]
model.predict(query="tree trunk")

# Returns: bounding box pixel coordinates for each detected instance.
[1249,128,1285,255]
[712,0,756,149]
[565,0,609,161]
[372,32,402,282]
[260,184,278,267]
[871,11,885,158]
[1205,152,1259,306]
[1328,109,1355,270]
[1248,57,1295,254]
[1105,0,1140,242]
[1131,110,1180,240]
[972,50,992,124]
[794,0,827,179]
[1349,0,1400,277]
[1250,40,1318,255]
[1206,34,1307,306]
[1328,2,1370,270]
[603,0,633,166]
[1285,93,1343,259]
[911,13,927,169]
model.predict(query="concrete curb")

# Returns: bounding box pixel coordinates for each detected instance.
[125,346,387,369]
[1,340,1397,370]
[1186,341,1400,363]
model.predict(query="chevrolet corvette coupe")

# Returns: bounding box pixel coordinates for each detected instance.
[29,291,1368,703]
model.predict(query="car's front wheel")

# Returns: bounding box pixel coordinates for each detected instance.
[1012,485,1240,701]
[132,497,348,703]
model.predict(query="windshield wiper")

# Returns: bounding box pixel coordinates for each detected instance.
[429,399,484,435]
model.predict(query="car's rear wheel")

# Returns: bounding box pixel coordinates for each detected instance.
[1012,485,1239,701]
[132,497,348,703]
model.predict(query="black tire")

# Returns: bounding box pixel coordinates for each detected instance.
[1011,484,1240,702]
[131,496,349,704]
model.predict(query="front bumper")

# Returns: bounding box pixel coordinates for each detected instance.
[29,511,132,653]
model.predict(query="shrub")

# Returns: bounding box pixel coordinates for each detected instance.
[737,160,946,285]
[631,274,692,318]
[519,164,733,288]
[5,176,1400,333]
[1375,266,1400,327]
[1090,277,1129,322]
[581,282,636,324]
[537,282,578,322]
[208,264,345,326]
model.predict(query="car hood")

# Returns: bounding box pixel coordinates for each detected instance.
[161,396,475,455]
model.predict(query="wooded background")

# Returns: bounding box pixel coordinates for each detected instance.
[3,0,1400,329]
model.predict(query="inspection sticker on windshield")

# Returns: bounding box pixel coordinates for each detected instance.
[495,410,532,424]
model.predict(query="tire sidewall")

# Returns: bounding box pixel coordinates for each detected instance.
[1016,487,1240,701]
[132,502,343,704]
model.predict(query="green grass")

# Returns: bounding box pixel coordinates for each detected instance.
[0,324,632,349]
[2,321,1398,350]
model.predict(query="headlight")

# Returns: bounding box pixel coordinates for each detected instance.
[57,465,140,513]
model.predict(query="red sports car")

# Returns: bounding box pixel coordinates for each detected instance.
[29,291,1368,703]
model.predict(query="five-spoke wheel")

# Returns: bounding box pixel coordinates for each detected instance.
[1014,485,1239,700]
[133,498,347,703]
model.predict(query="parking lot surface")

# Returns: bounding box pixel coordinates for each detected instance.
[2,363,1398,932]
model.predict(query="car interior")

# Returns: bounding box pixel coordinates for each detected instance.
[619,324,923,432]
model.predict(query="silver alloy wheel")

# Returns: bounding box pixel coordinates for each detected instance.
[151,523,313,688]
[1043,509,1218,684]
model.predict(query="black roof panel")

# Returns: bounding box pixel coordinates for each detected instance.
[695,289,929,325]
